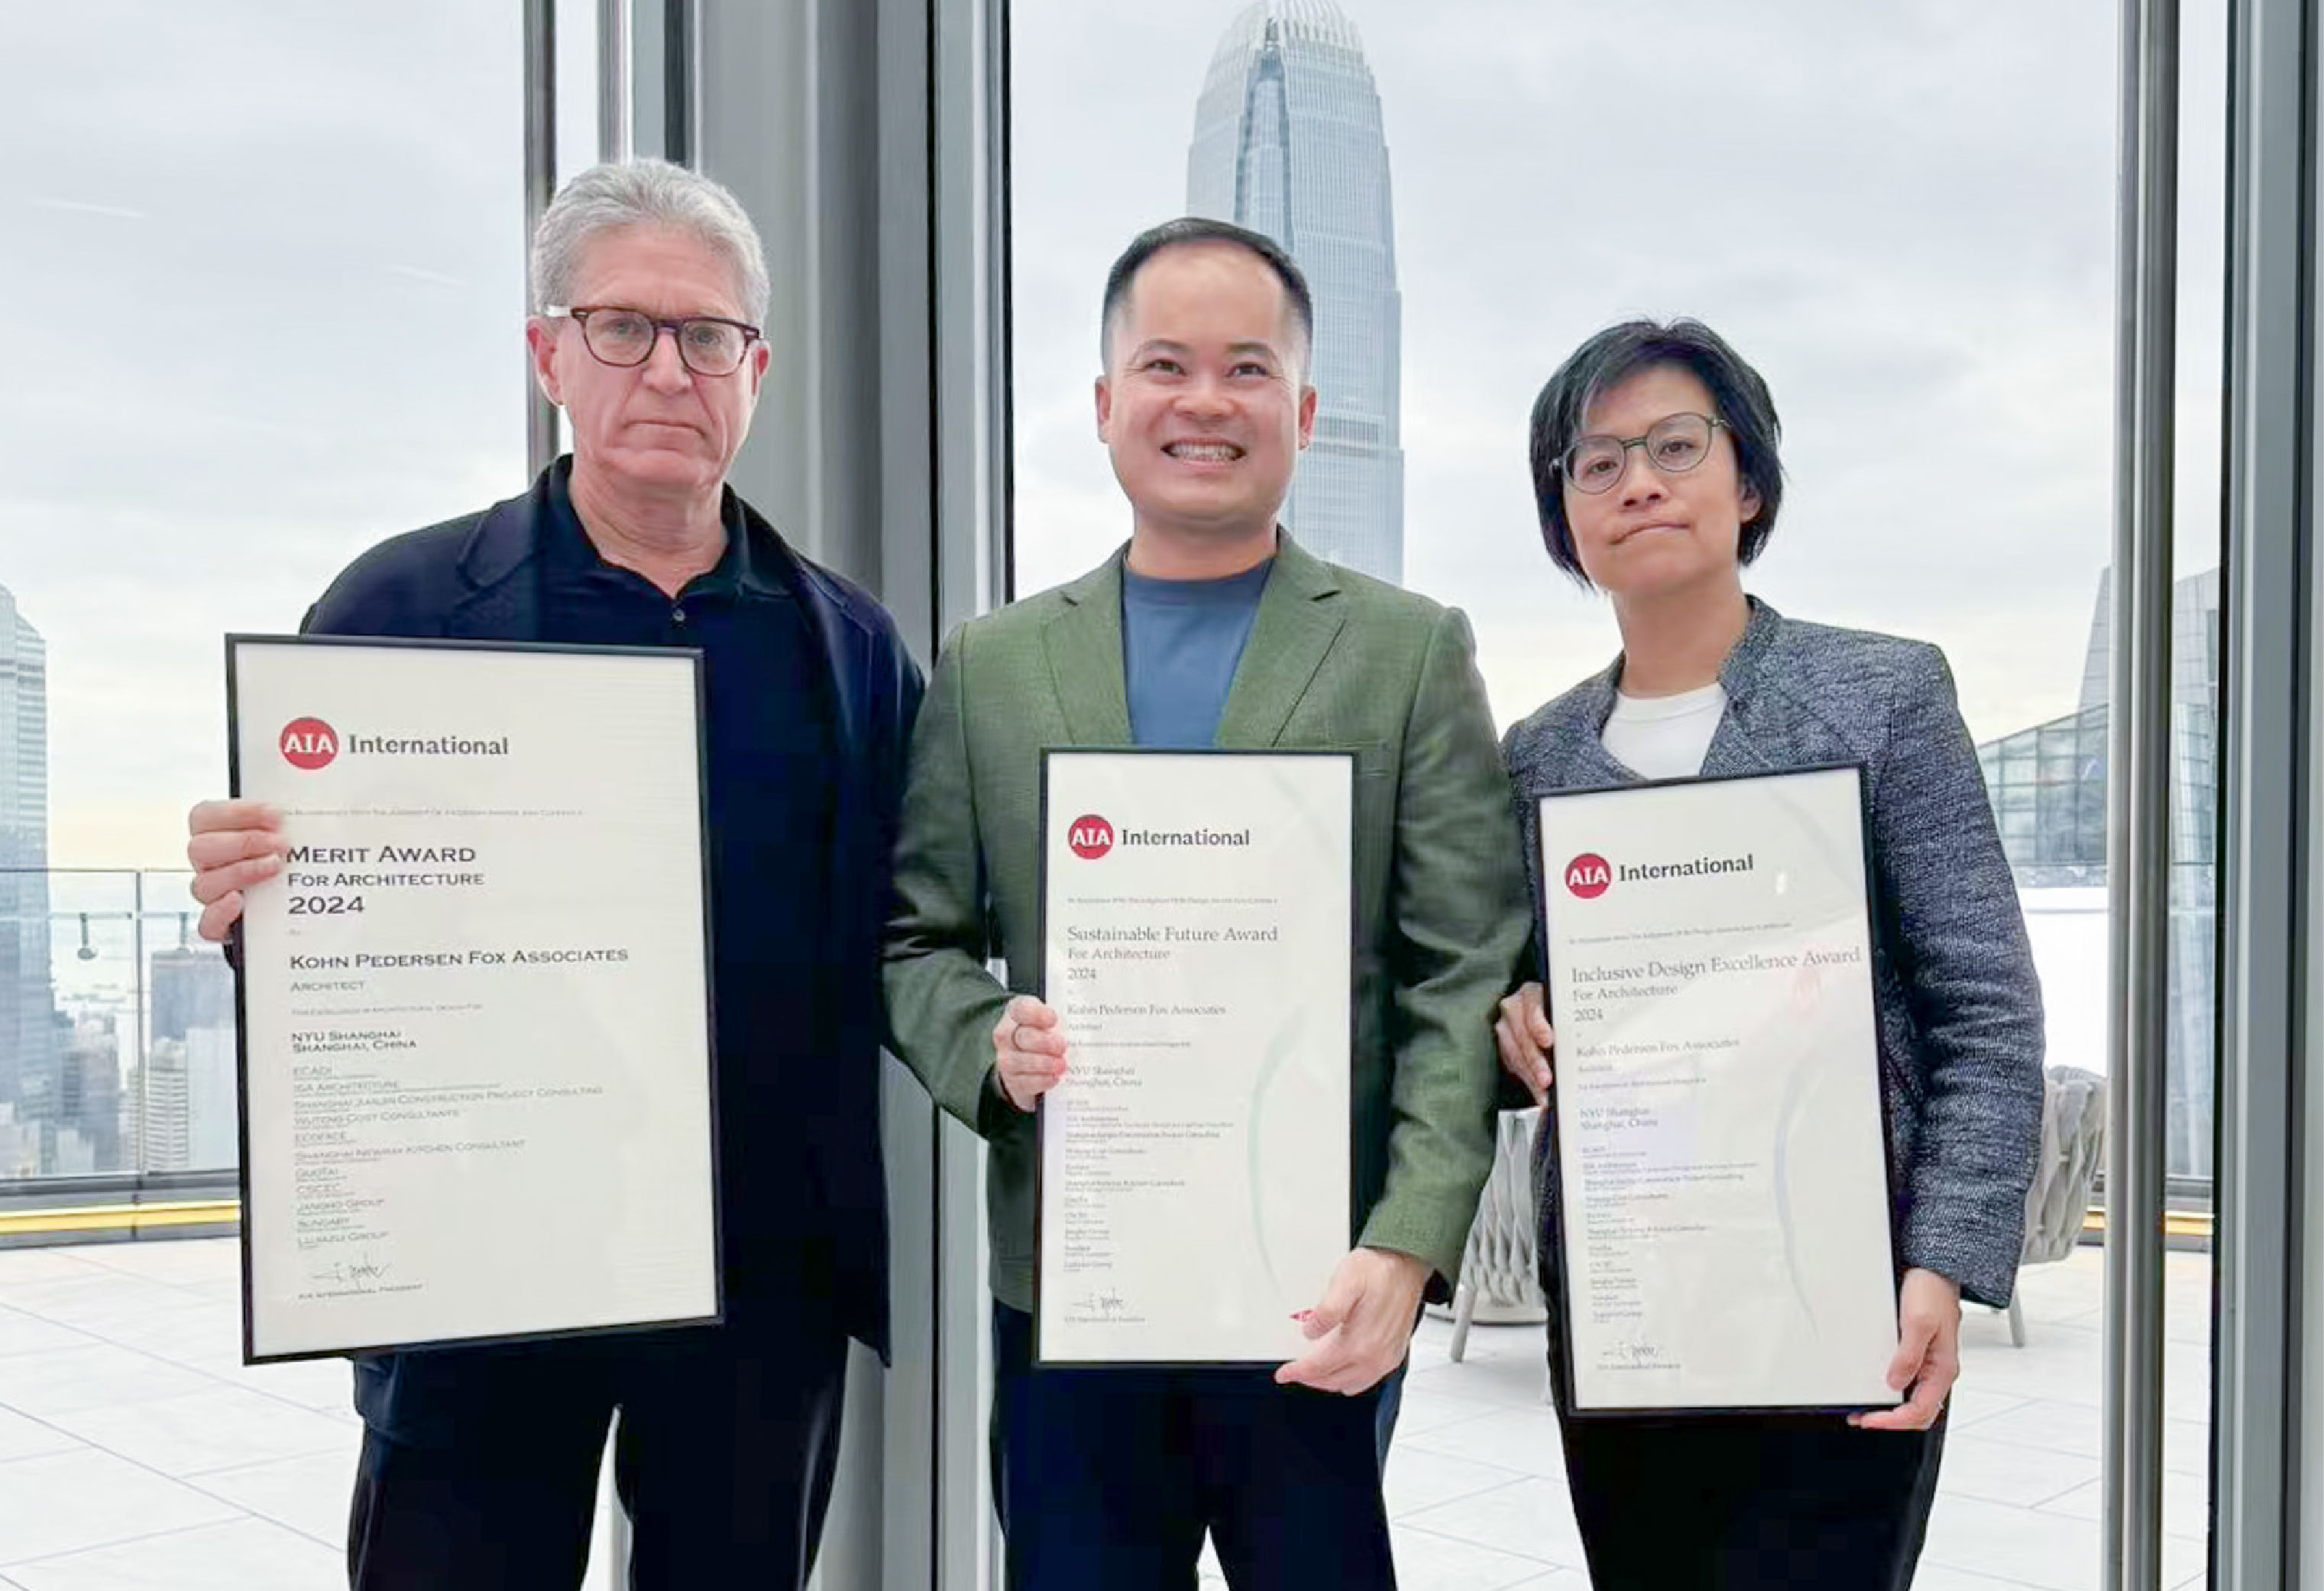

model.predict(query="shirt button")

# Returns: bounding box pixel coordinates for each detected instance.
[672,607,688,625]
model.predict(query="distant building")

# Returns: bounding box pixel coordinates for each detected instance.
[1188,0,1405,583]
[186,1027,238,1172]
[60,1014,123,1175]
[1976,568,2218,1179]
[0,1102,35,1179]
[139,1033,190,1173]
[146,943,238,1172]
[151,944,235,1044]
[0,583,59,1165]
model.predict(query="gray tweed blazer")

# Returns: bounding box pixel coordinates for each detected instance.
[1501,598,2044,1308]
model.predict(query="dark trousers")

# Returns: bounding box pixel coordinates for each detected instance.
[992,1303,1396,1590]
[347,1317,849,1591]
[1558,1399,1947,1587]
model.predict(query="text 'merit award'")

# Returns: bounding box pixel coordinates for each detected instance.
[228,635,720,1363]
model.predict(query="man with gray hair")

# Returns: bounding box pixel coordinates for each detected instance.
[184,159,921,1588]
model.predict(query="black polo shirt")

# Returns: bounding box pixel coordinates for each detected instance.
[535,472,839,1308]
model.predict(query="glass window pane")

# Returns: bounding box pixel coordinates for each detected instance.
[2,1,525,1180]
[1010,0,2224,1577]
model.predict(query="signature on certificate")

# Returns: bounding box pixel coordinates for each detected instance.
[1607,1339,1675,1369]
[309,1253,394,1292]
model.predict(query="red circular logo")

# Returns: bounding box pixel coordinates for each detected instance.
[1565,852,1612,899]
[280,717,339,771]
[1067,814,1114,860]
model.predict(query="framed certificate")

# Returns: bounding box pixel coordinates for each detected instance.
[1034,749,1354,1366]
[227,635,721,1363]
[1536,765,1902,1415]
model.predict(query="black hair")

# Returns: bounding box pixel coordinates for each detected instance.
[1099,217,1315,369]
[1527,319,1785,584]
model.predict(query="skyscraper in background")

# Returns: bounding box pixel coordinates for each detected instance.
[151,943,237,1045]
[150,940,239,1172]
[1188,0,1405,584]
[0,584,59,1170]
[1976,567,2219,1179]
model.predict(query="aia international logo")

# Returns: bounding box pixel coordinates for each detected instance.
[279,717,338,771]
[1067,814,1115,860]
[1565,852,1612,900]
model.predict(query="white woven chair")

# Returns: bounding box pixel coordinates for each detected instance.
[1444,1069,2110,1363]
[1445,1106,1547,1362]
[2003,1065,2109,1346]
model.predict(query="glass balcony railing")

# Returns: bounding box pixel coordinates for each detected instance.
[0,868,238,1184]
[0,864,2212,1230]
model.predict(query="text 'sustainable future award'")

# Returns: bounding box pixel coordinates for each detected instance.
[1538,766,1901,1415]
[229,637,720,1363]
[1037,750,1354,1365]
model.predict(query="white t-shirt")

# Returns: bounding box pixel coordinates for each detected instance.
[1601,681,1727,780]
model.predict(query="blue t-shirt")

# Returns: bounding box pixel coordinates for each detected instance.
[1122,558,1274,749]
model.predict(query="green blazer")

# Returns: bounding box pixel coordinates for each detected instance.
[882,534,1530,1313]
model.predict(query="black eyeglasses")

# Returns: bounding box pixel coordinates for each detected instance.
[542,306,762,377]
[1557,412,1727,494]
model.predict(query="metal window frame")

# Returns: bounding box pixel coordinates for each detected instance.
[2215,0,2314,1585]
[672,0,1008,1582]
[2106,2,2179,1586]
[927,5,1012,1580]
[516,1,1005,1580]
[523,0,559,477]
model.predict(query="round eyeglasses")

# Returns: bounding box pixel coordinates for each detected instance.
[545,306,762,377]
[1559,412,1727,494]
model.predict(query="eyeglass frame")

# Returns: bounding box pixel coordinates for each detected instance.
[539,304,765,377]
[1553,411,1730,495]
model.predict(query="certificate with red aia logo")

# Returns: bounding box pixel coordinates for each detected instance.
[1537,765,1901,1416]
[1035,749,1354,1366]
[227,635,720,1364]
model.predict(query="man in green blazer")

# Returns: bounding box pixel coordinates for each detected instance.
[882,217,1528,1588]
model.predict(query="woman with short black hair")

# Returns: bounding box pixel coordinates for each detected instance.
[1496,319,2044,1586]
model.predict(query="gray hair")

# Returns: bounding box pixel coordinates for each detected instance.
[529,159,771,326]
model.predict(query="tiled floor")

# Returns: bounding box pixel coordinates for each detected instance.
[0,1239,2209,1589]
[0,1239,620,1591]
[1376,1245,2215,1591]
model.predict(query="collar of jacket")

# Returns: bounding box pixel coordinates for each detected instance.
[1044,528,1345,746]
[454,456,794,603]
[1558,595,1786,784]
[433,457,889,772]
[1574,593,1784,728]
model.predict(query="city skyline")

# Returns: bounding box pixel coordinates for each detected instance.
[0,574,235,1176]
[0,904,239,1180]
[1187,0,1406,583]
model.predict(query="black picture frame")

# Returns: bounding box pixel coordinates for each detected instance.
[225,632,725,1366]
[1030,745,1360,1371]
[1534,761,1905,1420]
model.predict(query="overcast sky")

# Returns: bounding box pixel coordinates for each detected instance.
[0,2,607,871]
[3,0,2225,869]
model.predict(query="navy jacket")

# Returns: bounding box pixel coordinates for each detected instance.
[302,464,921,1440]
[1503,599,2043,1309]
